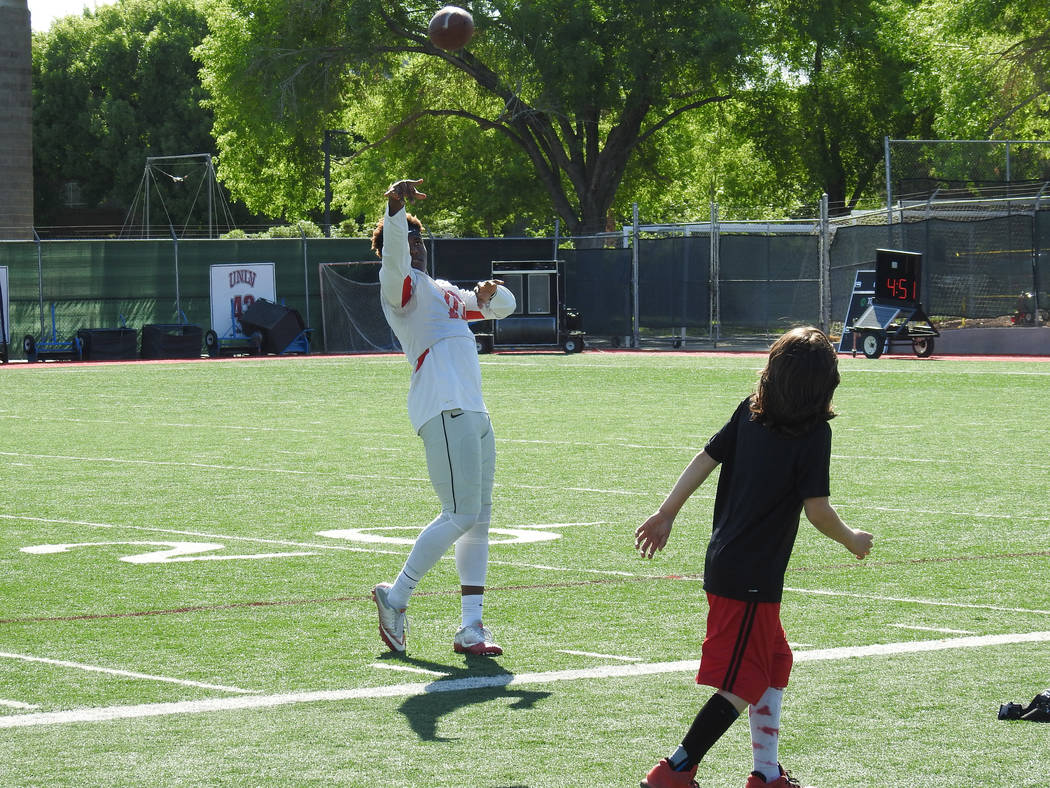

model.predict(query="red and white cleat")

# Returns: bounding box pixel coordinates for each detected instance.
[453,623,503,656]
[371,583,407,653]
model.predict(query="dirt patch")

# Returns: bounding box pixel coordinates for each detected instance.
[935,315,1018,330]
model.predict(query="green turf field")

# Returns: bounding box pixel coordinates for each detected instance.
[0,351,1047,787]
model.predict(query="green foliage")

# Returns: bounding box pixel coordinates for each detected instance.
[31,0,223,226]
[909,0,1050,140]
[736,0,932,214]
[197,0,762,235]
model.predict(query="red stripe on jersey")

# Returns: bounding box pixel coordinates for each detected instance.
[401,276,413,307]
[415,348,430,371]
[464,310,485,320]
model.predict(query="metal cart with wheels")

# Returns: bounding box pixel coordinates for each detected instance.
[478,260,585,354]
[847,249,939,359]
[204,299,262,357]
[23,303,83,362]
[850,302,939,359]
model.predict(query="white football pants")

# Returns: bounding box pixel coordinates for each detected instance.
[401,409,495,588]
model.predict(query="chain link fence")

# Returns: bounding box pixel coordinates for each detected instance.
[2,189,1048,358]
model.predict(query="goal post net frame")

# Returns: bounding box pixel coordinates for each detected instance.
[318,261,400,354]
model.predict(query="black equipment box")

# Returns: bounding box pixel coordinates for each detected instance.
[239,299,306,354]
[77,328,138,361]
[141,324,203,359]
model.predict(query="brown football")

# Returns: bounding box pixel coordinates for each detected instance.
[428,6,474,51]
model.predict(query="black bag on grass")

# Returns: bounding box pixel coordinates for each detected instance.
[999,689,1050,722]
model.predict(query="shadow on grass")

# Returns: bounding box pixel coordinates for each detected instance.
[377,652,551,743]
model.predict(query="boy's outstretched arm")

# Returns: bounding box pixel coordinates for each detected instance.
[635,451,719,559]
[803,497,873,559]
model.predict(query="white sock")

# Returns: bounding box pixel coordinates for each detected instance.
[387,512,474,609]
[749,687,784,782]
[461,594,483,628]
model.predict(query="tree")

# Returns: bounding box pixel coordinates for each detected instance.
[197,0,763,236]
[737,0,933,215]
[912,0,1049,140]
[32,0,231,229]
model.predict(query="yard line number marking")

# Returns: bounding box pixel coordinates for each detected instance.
[20,541,318,563]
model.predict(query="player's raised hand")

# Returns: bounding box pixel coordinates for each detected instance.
[385,179,427,202]
[635,511,673,559]
[474,279,504,304]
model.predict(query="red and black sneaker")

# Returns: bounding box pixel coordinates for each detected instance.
[640,758,699,788]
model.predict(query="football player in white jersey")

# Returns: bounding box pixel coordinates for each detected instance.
[370,178,515,657]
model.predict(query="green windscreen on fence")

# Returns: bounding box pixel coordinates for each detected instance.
[3,205,1048,359]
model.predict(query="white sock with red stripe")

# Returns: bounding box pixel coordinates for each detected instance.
[749,686,784,783]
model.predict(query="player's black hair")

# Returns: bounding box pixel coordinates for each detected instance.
[371,213,424,258]
[750,326,839,437]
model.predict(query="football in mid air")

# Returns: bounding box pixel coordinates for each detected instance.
[428,6,474,51]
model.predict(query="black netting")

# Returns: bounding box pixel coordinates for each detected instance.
[561,247,633,337]
[3,207,1049,357]
[718,233,819,335]
[636,235,710,329]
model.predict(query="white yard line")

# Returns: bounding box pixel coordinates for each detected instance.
[484,559,637,576]
[16,445,1047,494]
[2,630,1047,729]
[0,652,258,695]
[785,586,1050,616]
[508,522,607,529]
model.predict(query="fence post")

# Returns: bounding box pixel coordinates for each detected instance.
[299,223,311,330]
[819,193,831,332]
[169,226,182,321]
[33,227,44,337]
[710,202,720,346]
[884,136,893,239]
[632,202,640,348]
[1033,184,1048,322]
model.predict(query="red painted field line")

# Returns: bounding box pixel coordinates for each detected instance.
[2,549,1046,626]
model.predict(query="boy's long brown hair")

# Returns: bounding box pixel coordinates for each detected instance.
[750,326,840,437]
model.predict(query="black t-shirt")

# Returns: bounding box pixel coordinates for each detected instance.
[702,397,832,603]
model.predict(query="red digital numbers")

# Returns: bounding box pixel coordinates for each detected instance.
[884,277,915,301]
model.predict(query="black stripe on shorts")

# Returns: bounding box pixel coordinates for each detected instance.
[723,601,758,693]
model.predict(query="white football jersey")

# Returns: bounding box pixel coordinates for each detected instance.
[379,208,490,431]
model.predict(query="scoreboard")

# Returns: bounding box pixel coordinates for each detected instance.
[875,249,921,306]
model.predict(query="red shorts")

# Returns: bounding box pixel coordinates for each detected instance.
[696,592,793,705]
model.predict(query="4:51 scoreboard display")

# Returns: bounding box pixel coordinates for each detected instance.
[875,249,921,305]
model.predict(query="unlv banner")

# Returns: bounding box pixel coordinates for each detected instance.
[208,263,276,341]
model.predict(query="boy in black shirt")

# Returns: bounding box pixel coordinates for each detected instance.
[636,327,873,788]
